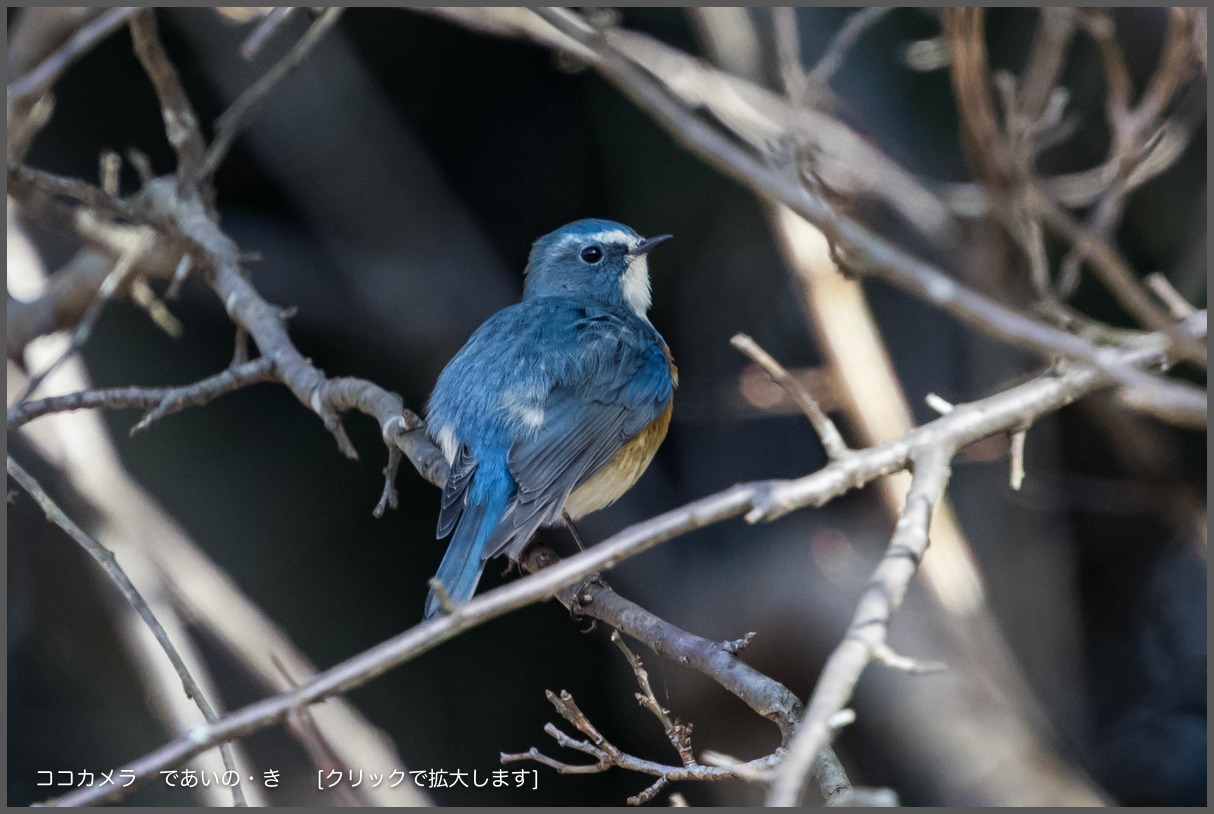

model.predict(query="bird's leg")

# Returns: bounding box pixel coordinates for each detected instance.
[565,516,611,599]
[563,511,587,551]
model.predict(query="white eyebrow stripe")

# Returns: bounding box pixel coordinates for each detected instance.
[559,229,638,248]
[589,229,637,246]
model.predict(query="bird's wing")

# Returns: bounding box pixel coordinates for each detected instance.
[436,442,478,539]
[485,315,673,559]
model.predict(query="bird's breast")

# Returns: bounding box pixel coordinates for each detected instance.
[564,399,672,519]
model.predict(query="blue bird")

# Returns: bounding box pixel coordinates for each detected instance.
[423,219,676,618]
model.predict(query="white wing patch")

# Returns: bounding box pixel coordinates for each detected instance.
[502,384,546,432]
[434,425,459,464]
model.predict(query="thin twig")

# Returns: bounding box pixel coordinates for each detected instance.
[523,546,802,742]
[610,631,685,762]
[1018,8,1079,120]
[1144,272,1198,320]
[944,7,1009,188]
[129,9,208,188]
[6,162,142,233]
[731,333,850,460]
[7,357,276,431]
[202,8,345,178]
[6,7,139,103]
[802,7,890,103]
[1056,9,1201,315]
[1008,428,1027,491]
[271,656,363,808]
[501,686,769,804]
[127,278,183,337]
[10,162,439,506]
[771,7,808,104]
[12,228,152,405]
[767,444,954,806]
[241,6,299,60]
[373,445,404,518]
[1033,188,1207,366]
[872,642,948,675]
[7,456,247,807]
[924,393,955,415]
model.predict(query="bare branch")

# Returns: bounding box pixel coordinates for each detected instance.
[132,176,362,460]
[40,322,1198,806]
[9,161,440,506]
[12,223,155,404]
[1018,8,1079,120]
[7,161,143,230]
[129,9,208,188]
[802,8,891,104]
[731,333,850,460]
[767,444,954,806]
[1054,9,1203,325]
[1008,428,1028,491]
[11,194,432,805]
[1145,272,1199,320]
[943,8,1009,188]
[240,6,298,60]
[1034,188,1207,366]
[943,113,1200,218]
[6,7,139,104]
[872,642,948,676]
[7,357,276,432]
[502,684,774,803]
[202,8,345,178]
[7,456,247,806]
[373,445,404,518]
[521,545,802,741]
[771,7,808,104]
[513,5,961,244]
[526,7,1206,428]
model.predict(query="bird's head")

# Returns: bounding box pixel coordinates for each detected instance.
[523,219,672,317]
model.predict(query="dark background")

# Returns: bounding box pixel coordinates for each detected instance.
[8,7,1206,806]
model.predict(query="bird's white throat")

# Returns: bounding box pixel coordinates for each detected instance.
[622,254,652,318]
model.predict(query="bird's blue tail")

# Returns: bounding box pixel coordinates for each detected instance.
[425,481,510,619]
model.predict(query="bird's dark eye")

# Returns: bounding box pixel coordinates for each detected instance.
[580,245,604,264]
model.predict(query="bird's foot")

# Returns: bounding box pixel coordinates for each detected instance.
[569,572,606,614]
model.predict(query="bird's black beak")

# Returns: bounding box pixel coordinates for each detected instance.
[628,234,673,257]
